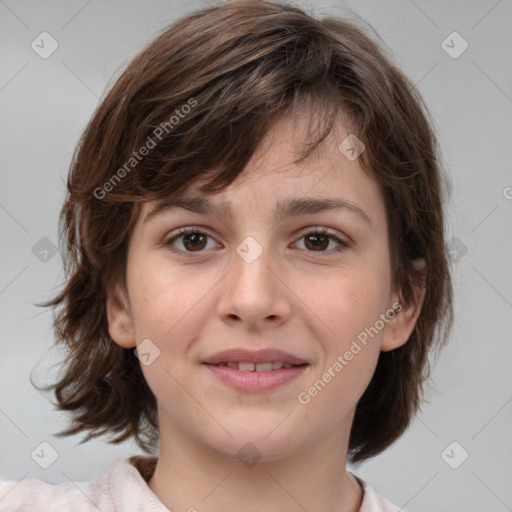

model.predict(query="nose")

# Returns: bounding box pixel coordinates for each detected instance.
[217,237,292,330]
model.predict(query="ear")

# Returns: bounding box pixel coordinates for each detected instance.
[381,258,426,352]
[106,282,136,348]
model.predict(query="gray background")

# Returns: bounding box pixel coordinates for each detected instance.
[1,0,511,511]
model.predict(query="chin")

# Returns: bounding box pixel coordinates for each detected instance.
[200,425,309,466]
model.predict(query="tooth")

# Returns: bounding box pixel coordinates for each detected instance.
[223,362,294,371]
[255,362,272,372]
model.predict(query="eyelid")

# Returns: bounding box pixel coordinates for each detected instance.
[163,225,350,255]
[163,226,221,247]
[295,225,349,243]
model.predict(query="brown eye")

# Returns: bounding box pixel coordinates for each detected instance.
[165,226,348,256]
[295,227,349,253]
[181,232,207,251]
[304,233,330,251]
[165,228,218,253]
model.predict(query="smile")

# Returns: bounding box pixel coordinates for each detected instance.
[210,361,299,371]
[204,362,308,391]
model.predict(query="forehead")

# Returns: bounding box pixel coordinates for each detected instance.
[139,113,385,228]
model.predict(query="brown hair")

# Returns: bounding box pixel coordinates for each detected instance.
[38,0,453,463]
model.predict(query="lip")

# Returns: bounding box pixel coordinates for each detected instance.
[202,348,309,392]
[202,348,308,366]
[204,364,308,392]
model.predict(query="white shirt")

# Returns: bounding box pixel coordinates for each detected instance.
[0,455,405,511]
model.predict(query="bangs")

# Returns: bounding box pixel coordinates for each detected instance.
[145,88,355,201]
[94,15,363,204]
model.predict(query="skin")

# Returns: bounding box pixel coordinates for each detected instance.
[107,113,425,512]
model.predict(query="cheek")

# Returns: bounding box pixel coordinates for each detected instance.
[293,258,390,409]
[127,255,217,356]
[128,255,187,330]
[299,264,391,346]
[296,274,385,415]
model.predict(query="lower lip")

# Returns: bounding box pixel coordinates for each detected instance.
[204,364,308,392]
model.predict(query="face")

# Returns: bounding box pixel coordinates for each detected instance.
[108,114,422,463]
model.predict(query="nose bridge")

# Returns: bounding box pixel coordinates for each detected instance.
[232,233,276,297]
[218,232,291,326]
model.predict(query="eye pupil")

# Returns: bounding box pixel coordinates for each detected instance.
[305,234,329,251]
[184,233,207,251]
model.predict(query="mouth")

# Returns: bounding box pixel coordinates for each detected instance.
[204,363,308,392]
[205,361,307,371]
[203,348,308,367]
[202,348,309,392]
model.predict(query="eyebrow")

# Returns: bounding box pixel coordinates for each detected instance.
[144,195,373,228]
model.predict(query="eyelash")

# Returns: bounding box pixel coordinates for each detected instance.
[164,226,349,257]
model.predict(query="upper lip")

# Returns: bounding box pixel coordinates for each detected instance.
[203,348,308,366]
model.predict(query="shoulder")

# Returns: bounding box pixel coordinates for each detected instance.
[0,455,165,512]
[352,473,406,512]
[0,467,111,512]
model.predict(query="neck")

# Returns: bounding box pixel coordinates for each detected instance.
[148,420,363,512]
